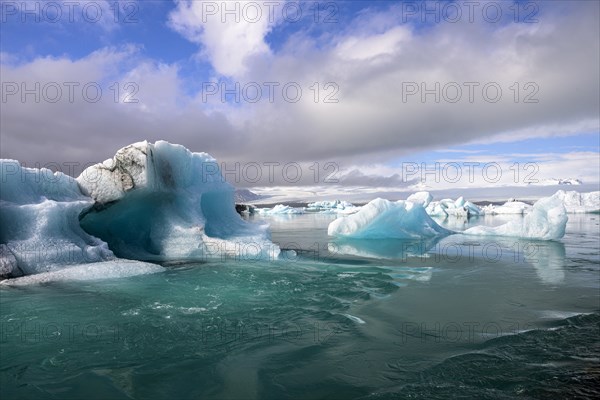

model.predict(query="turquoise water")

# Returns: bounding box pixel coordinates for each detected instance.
[1,214,599,399]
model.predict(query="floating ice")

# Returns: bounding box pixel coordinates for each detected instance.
[481,191,598,214]
[552,190,599,213]
[425,195,483,218]
[1,141,281,279]
[77,141,280,261]
[0,260,164,286]
[306,200,360,214]
[328,198,452,239]
[481,200,532,215]
[0,160,114,278]
[256,204,305,215]
[463,193,568,240]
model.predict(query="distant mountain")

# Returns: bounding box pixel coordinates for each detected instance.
[234,189,265,203]
[534,178,583,186]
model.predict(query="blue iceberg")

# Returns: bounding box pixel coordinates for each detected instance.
[328,198,452,239]
[0,141,280,282]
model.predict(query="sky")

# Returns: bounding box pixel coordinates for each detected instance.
[1,0,599,200]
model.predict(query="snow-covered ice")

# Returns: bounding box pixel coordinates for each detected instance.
[328,198,452,239]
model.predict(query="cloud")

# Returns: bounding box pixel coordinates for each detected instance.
[168,0,276,77]
[1,0,598,189]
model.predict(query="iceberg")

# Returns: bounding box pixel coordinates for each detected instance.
[0,160,114,278]
[256,204,305,215]
[481,191,598,215]
[481,200,532,215]
[306,200,360,214]
[552,190,599,213]
[463,193,568,240]
[1,141,281,280]
[77,141,279,261]
[328,198,452,239]
[424,196,483,218]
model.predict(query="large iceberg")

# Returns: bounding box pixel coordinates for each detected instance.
[463,193,568,240]
[328,198,452,239]
[0,141,280,281]
[77,141,280,261]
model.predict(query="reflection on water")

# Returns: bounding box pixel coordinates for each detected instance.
[526,240,566,284]
[328,237,443,260]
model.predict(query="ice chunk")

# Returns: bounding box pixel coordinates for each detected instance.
[328,198,452,239]
[77,141,280,261]
[424,196,482,218]
[463,193,567,240]
[256,204,305,215]
[552,190,599,213]
[1,260,164,286]
[306,200,360,214]
[0,160,114,276]
[482,200,532,215]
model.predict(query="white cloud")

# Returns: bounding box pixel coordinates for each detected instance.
[168,0,276,77]
[1,0,598,192]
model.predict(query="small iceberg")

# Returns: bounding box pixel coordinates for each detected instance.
[328,198,452,239]
[463,193,568,240]
[552,190,599,213]
[306,200,360,214]
[256,204,305,215]
[482,200,532,215]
